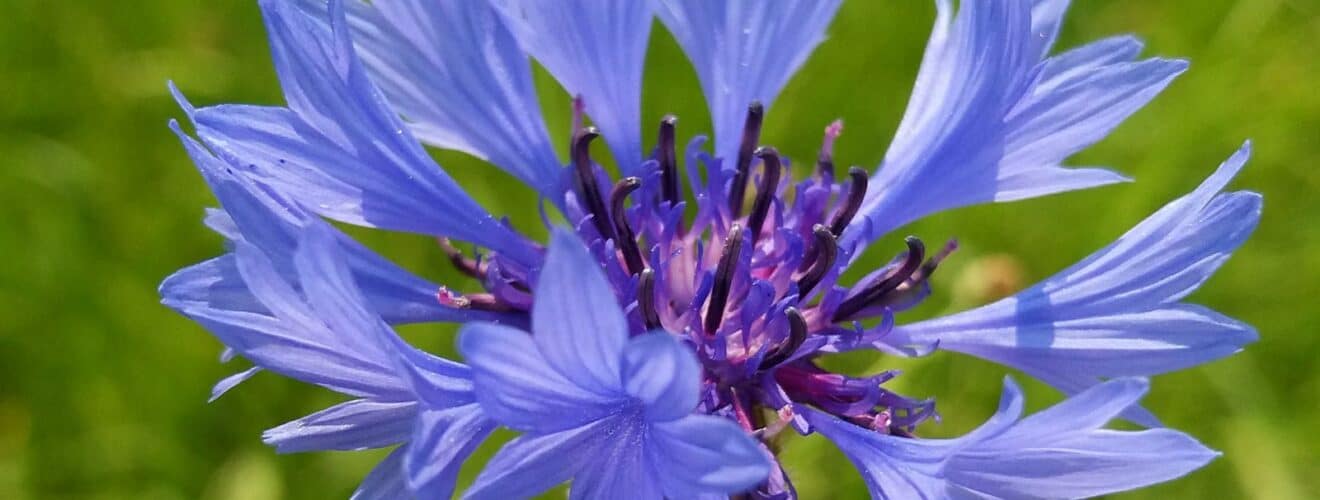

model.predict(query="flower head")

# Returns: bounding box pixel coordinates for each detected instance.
[163,0,1260,497]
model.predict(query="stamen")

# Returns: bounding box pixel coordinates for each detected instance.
[817,120,843,182]
[916,238,959,282]
[657,115,680,207]
[751,406,796,442]
[828,167,868,236]
[759,307,808,369]
[638,268,661,330]
[747,147,782,244]
[464,293,516,312]
[704,225,744,335]
[610,177,645,275]
[728,102,764,217]
[833,237,926,321]
[796,225,837,297]
[436,288,513,312]
[571,127,616,242]
[729,386,757,431]
[571,95,585,136]
[437,238,484,279]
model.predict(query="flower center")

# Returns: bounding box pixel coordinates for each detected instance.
[441,103,959,435]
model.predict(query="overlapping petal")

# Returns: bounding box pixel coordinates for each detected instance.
[461,229,769,497]
[653,0,843,162]
[464,421,606,499]
[294,0,562,197]
[490,0,651,175]
[188,0,538,264]
[846,0,1185,247]
[889,143,1260,421]
[262,399,416,453]
[460,322,625,433]
[804,377,1218,499]
[566,420,659,500]
[162,121,507,325]
[533,229,630,394]
[1027,0,1070,58]
[404,405,496,499]
[649,416,772,498]
[167,219,498,497]
[351,447,412,500]
[622,332,701,422]
[179,238,406,398]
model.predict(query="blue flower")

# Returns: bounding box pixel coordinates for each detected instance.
[162,0,1260,497]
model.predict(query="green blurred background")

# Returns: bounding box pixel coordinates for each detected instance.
[1,1,1316,498]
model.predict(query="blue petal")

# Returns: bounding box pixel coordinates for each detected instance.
[621,333,701,422]
[162,255,264,316]
[173,220,476,401]
[999,59,1188,199]
[1027,0,1070,58]
[381,329,480,408]
[165,119,513,325]
[351,446,413,500]
[209,365,262,402]
[533,229,630,394]
[801,407,949,498]
[890,143,1260,415]
[946,378,1219,499]
[459,322,625,433]
[1036,35,1146,91]
[648,415,771,498]
[846,0,1183,247]
[190,0,538,265]
[654,0,843,162]
[404,404,496,499]
[262,399,416,453]
[293,0,562,197]
[804,377,1218,499]
[174,239,405,398]
[292,222,400,357]
[490,0,651,174]
[464,420,610,499]
[569,419,659,500]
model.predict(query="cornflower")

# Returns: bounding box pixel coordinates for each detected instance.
[163,0,1260,498]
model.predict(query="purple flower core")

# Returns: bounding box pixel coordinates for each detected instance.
[438,103,959,436]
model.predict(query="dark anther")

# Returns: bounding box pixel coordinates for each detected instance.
[759,307,808,369]
[657,115,681,207]
[747,147,782,244]
[832,237,926,321]
[728,102,764,217]
[572,127,616,242]
[797,225,837,297]
[638,268,661,330]
[438,238,484,280]
[828,167,868,236]
[610,177,645,275]
[704,225,744,335]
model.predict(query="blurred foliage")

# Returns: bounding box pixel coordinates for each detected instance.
[1,1,1316,499]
